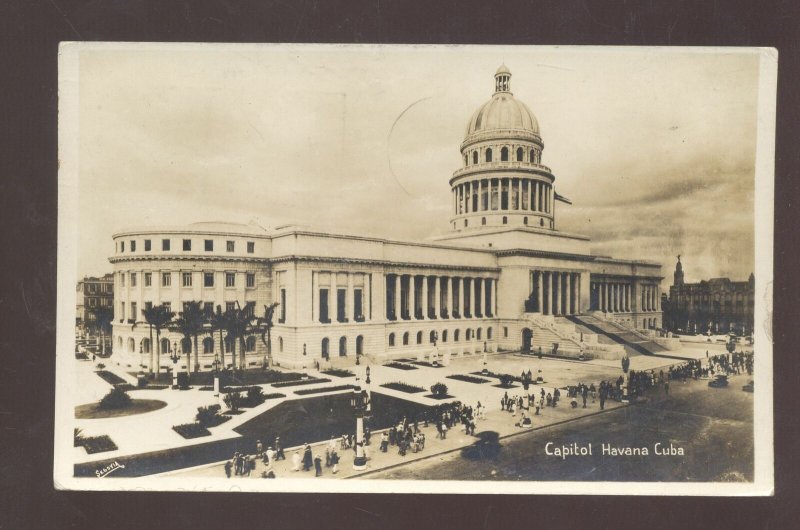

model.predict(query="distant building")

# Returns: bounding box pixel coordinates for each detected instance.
[76,273,114,331]
[664,256,754,335]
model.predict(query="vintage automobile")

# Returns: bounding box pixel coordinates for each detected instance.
[742,380,754,393]
[708,374,729,388]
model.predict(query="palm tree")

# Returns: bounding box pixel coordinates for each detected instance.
[142,304,175,375]
[88,306,113,356]
[225,302,256,371]
[208,305,228,370]
[171,301,205,373]
[258,302,280,368]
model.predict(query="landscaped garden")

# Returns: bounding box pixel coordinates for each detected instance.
[74,429,118,454]
[380,381,426,394]
[384,361,417,370]
[322,368,355,378]
[75,387,168,419]
[425,382,454,400]
[446,374,491,384]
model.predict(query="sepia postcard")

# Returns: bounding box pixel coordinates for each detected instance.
[55,43,775,495]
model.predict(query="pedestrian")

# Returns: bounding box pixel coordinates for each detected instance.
[256,439,263,456]
[302,444,313,471]
[331,450,340,474]
[266,446,276,466]
[224,460,232,478]
[291,451,301,471]
[582,390,588,408]
[380,432,389,452]
[243,454,251,477]
[314,455,323,477]
[664,380,670,395]
[441,421,448,439]
[364,427,371,446]
[325,447,331,467]
[275,437,285,460]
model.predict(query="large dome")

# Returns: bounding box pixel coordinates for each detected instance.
[464,66,539,139]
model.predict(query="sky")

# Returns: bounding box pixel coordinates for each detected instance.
[70,44,761,286]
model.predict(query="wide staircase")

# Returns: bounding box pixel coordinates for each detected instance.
[564,314,681,359]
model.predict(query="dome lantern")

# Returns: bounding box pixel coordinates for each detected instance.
[495,64,512,94]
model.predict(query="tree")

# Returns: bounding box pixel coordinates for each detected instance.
[87,306,113,356]
[170,301,206,373]
[224,302,256,371]
[258,302,280,368]
[142,304,175,374]
[208,305,228,370]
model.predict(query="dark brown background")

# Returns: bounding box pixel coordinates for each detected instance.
[1,1,798,528]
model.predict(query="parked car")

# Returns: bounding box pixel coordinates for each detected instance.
[742,380,754,393]
[708,375,729,388]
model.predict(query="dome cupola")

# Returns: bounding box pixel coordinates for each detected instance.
[450,66,559,234]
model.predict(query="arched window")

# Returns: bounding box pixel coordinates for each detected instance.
[466,328,472,341]
[118,336,123,349]
[321,337,330,359]
[464,219,468,227]
[529,149,535,163]
[339,336,347,356]
[402,332,409,346]
[502,216,507,225]
[516,147,523,161]
[161,338,171,354]
[472,151,478,164]
[477,328,482,340]
[501,147,508,161]
[454,329,460,342]
[246,336,256,352]
[523,216,528,225]
[224,336,234,353]
[279,337,284,352]
[485,148,492,162]
[442,330,448,343]
[540,218,544,226]
[181,337,192,353]
[481,217,486,225]
[356,335,364,355]
[430,330,437,343]
[128,337,135,352]
[487,327,493,340]
[416,331,423,344]
[141,338,151,354]
[203,337,214,353]
[388,333,395,347]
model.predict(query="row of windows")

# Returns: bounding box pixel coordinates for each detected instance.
[387,326,494,347]
[120,271,256,288]
[118,238,256,254]
[118,300,254,322]
[465,146,541,166]
[456,216,548,229]
[128,335,258,355]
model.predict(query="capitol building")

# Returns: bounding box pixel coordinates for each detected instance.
[110,66,667,372]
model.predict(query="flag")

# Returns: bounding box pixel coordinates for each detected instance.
[554,192,572,205]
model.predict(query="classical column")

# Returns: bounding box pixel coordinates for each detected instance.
[421,275,428,319]
[567,273,574,315]
[458,277,465,318]
[347,273,354,321]
[615,284,620,312]
[365,273,372,321]
[489,278,496,317]
[552,272,560,315]
[312,272,319,322]
[410,275,418,319]
[475,278,482,317]
[393,274,401,320]
[434,276,441,318]
[575,274,581,313]
[626,284,631,312]
[331,273,338,322]
[537,271,544,314]
[468,277,476,318]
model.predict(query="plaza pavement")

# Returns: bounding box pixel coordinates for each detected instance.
[73,341,732,472]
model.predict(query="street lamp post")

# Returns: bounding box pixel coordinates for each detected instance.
[212,353,222,406]
[170,341,180,389]
[351,377,370,470]
[482,341,488,374]
[621,354,630,403]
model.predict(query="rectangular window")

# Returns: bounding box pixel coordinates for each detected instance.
[203,302,213,316]
[130,273,137,287]
[145,301,153,312]
[354,289,363,321]
[204,272,214,288]
[319,289,329,323]
[280,289,286,323]
[337,288,347,322]
[144,273,152,287]
[226,302,236,312]
[130,240,136,252]
[205,239,213,252]
[163,302,171,312]
[247,241,255,253]
[226,240,235,252]
[182,272,192,287]
[131,302,137,321]
[144,239,151,251]
[162,272,171,287]
[120,273,125,287]
[225,272,236,287]
[246,273,255,288]
[120,302,125,321]
[121,241,125,252]
[162,239,171,251]
[183,239,191,251]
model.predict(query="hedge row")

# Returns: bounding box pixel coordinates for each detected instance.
[446,374,491,384]
[294,384,356,396]
[272,378,331,388]
[380,381,426,393]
